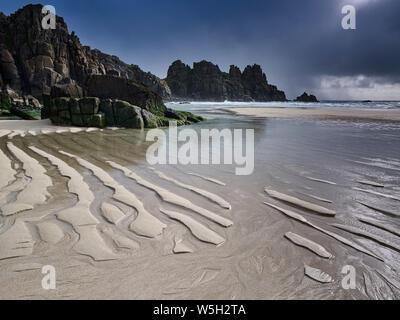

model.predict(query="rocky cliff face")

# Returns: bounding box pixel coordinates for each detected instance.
[0,4,170,105]
[165,60,287,102]
[0,5,105,99]
[91,50,171,99]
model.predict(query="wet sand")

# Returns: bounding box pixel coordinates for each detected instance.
[0,111,400,300]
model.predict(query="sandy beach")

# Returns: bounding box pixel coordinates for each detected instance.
[226,107,400,122]
[0,109,400,300]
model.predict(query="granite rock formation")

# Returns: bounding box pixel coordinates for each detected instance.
[0,4,203,126]
[48,97,204,128]
[295,92,319,102]
[0,4,169,108]
[91,50,171,99]
[165,60,287,102]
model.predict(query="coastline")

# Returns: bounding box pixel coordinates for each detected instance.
[224,107,400,122]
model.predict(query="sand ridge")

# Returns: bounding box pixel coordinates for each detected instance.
[108,161,233,227]
[1,143,52,216]
[186,172,227,186]
[0,144,16,189]
[150,168,232,210]
[160,208,225,245]
[59,151,167,238]
[265,188,336,216]
[264,201,383,261]
[285,232,333,259]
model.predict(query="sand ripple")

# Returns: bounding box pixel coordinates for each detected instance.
[160,208,225,245]
[1,143,52,216]
[304,265,334,283]
[264,201,382,261]
[29,146,98,226]
[150,168,231,209]
[265,188,336,216]
[0,145,16,190]
[0,220,34,260]
[108,161,233,227]
[285,232,333,259]
[59,151,166,238]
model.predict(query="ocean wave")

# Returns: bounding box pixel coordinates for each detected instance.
[167,100,400,110]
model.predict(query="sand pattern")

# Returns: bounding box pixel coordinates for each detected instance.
[1,143,52,216]
[108,161,233,227]
[265,188,336,216]
[160,208,225,245]
[1,118,399,299]
[59,151,166,238]
[353,187,400,201]
[304,265,334,283]
[332,223,400,252]
[358,201,400,217]
[28,146,99,226]
[101,202,125,224]
[0,145,16,189]
[264,201,382,261]
[358,217,400,237]
[150,168,231,209]
[186,172,227,186]
[285,232,333,259]
[0,220,34,260]
[37,221,65,244]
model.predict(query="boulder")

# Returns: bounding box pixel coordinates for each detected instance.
[79,97,100,114]
[113,100,144,129]
[141,109,158,128]
[88,113,106,128]
[99,99,115,126]
[10,104,41,120]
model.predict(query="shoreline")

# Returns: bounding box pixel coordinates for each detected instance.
[223,107,400,122]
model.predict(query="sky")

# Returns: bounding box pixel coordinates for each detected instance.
[2,0,400,100]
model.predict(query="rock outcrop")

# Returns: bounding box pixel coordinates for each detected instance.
[0,4,203,126]
[85,75,166,116]
[0,4,170,104]
[48,97,204,128]
[295,92,319,102]
[91,50,171,99]
[165,60,287,102]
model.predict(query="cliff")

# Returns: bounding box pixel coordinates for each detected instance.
[165,60,287,102]
[0,4,170,105]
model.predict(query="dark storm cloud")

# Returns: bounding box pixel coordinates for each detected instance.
[1,0,399,99]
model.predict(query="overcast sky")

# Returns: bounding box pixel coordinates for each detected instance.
[2,0,400,100]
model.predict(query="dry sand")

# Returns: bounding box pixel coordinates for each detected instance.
[227,107,400,122]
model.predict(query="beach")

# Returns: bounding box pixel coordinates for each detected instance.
[226,107,400,122]
[0,104,400,299]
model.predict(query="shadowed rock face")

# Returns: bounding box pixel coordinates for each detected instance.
[0,4,104,99]
[295,92,319,102]
[0,4,170,103]
[85,75,166,116]
[91,50,171,99]
[166,60,287,102]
